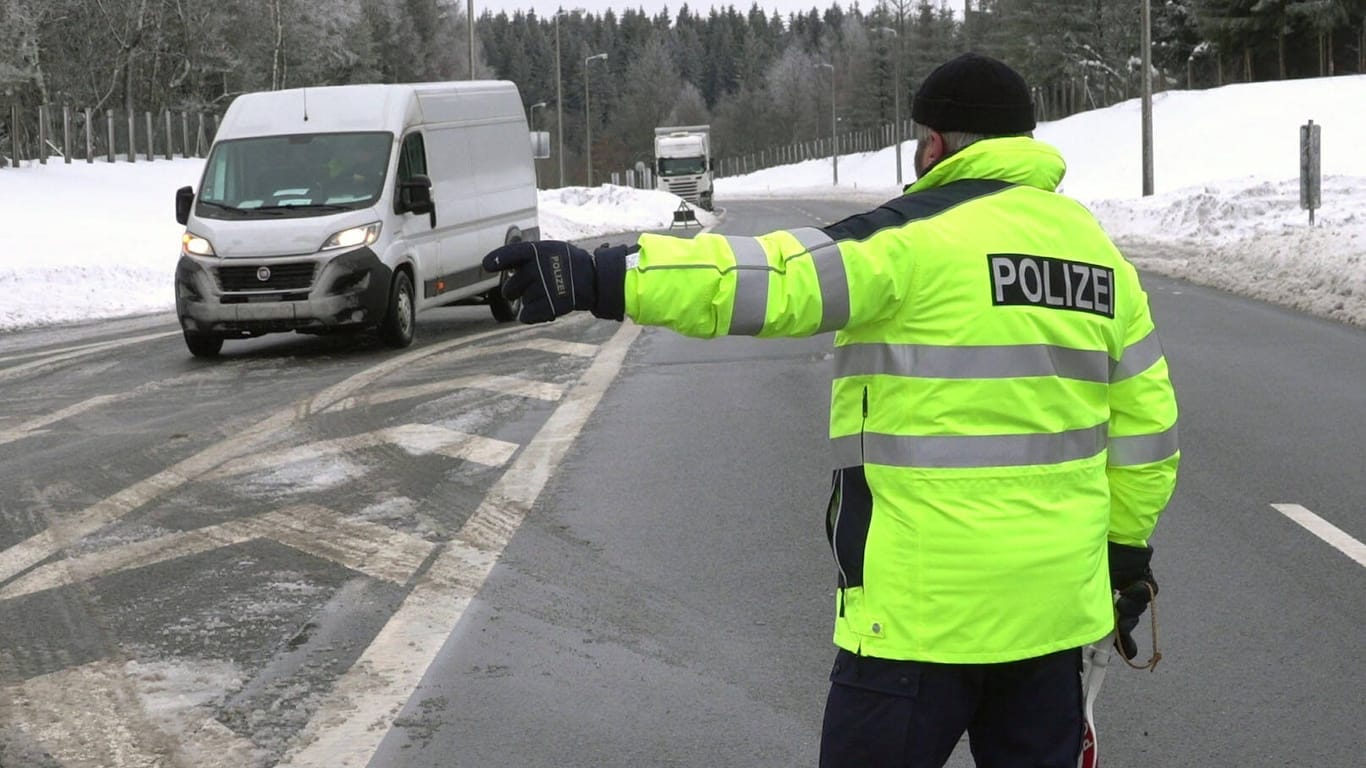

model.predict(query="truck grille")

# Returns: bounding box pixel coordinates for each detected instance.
[216,262,316,292]
[665,180,700,197]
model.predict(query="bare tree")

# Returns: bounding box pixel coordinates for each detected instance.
[766,46,822,143]
[0,0,51,103]
[615,37,685,161]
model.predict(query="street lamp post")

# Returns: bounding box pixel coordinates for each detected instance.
[1140,0,1154,196]
[529,101,547,188]
[554,9,572,188]
[584,52,607,187]
[467,0,476,79]
[875,26,902,187]
[816,61,837,186]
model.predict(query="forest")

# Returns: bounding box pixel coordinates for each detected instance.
[1,0,1362,184]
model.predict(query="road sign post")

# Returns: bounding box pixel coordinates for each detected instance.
[1300,120,1321,225]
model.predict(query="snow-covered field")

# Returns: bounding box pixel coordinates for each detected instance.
[1,75,1362,331]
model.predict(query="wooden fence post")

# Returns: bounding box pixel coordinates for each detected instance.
[84,108,93,163]
[196,112,206,157]
[126,110,136,162]
[181,112,189,158]
[8,105,18,167]
[37,106,47,164]
[144,111,153,161]
[62,106,72,163]
[164,110,173,159]
[105,110,115,162]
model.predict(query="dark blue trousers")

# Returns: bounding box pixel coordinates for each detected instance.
[819,647,1083,768]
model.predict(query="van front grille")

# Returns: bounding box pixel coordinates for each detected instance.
[216,263,316,292]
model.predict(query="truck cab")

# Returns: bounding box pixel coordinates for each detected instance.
[654,125,713,211]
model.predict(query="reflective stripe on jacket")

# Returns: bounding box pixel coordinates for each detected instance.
[623,136,1180,663]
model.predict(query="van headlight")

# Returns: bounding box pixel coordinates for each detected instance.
[321,222,382,251]
[182,232,216,257]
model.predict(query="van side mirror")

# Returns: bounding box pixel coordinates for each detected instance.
[399,174,436,227]
[175,186,195,225]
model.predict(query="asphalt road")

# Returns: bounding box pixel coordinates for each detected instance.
[1,198,1363,768]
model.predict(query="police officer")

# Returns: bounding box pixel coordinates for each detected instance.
[483,52,1178,768]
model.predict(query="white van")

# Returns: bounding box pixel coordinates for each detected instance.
[173,81,540,357]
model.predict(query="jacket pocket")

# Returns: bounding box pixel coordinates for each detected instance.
[827,465,874,590]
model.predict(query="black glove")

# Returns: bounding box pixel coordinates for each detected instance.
[1109,542,1158,660]
[481,240,628,323]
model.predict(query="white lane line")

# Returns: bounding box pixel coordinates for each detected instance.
[0,516,259,601]
[0,394,120,445]
[277,321,642,768]
[0,331,179,364]
[1271,503,1366,567]
[517,337,600,357]
[325,373,565,412]
[204,424,519,479]
[0,370,225,446]
[0,659,258,768]
[263,504,438,584]
[0,330,181,381]
[0,322,527,585]
[409,337,600,374]
[0,505,436,601]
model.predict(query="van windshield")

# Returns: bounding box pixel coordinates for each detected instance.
[197,131,393,219]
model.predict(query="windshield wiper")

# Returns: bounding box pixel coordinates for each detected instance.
[254,203,355,212]
[198,200,245,213]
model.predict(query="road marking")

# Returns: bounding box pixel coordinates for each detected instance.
[204,424,519,479]
[324,373,565,412]
[0,370,223,446]
[0,394,119,445]
[515,337,600,357]
[0,330,181,381]
[0,321,531,585]
[0,504,437,601]
[0,659,257,768]
[1270,503,1366,567]
[277,321,643,768]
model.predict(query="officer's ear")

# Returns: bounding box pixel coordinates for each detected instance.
[914,128,947,178]
[922,130,946,168]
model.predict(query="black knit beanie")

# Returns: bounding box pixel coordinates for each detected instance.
[911,53,1036,134]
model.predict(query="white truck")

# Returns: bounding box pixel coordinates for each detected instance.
[173,81,540,357]
[653,125,713,211]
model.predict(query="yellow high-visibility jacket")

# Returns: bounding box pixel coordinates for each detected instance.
[624,136,1179,663]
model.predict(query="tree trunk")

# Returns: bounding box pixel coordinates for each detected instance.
[174,0,201,102]
[121,0,150,117]
[271,0,286,90]
[125,52,137,116]
[1278,31,1286,79]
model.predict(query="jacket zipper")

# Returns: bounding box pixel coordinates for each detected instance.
[832,386,870,619]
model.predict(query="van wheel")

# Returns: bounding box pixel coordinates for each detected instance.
[184,332,223,358]
[488,271,519,323]
[380,271,416,348]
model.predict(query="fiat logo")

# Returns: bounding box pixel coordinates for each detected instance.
[256,267,271,282]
